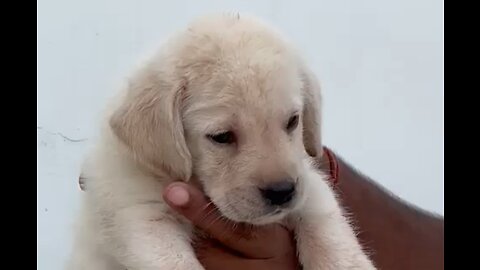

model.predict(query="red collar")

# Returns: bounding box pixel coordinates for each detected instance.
[322,146,339,186]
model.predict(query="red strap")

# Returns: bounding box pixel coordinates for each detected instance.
[322,146,339,186]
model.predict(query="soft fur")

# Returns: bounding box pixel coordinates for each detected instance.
[67,14,376,270]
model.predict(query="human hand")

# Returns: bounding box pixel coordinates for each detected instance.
[163,182,300,270]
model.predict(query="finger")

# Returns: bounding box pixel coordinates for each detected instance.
[163,182,294,258]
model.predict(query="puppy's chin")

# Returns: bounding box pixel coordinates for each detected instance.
[206,182,307,225]
[247,210,291,225]
[214,199,302,226]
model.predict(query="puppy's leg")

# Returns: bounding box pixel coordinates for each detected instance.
[105,203,204,270]
[293,166,376,270]
[67,202,124,270]
[66,241,122,270]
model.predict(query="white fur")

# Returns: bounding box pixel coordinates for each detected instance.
[67,14,376,270]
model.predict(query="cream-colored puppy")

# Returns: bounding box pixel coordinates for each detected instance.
[67,14,376,270]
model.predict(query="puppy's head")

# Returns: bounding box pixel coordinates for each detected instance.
[110,15,322,225]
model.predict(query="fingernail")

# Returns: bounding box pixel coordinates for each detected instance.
[165,185,190,207]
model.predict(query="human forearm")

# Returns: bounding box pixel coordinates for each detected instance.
[325,152,444,269]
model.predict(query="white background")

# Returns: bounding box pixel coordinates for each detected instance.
[37,1,444,269]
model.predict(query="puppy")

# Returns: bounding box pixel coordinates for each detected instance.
[67,14,376,270]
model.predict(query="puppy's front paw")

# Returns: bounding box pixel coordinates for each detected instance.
[294,167,376,270]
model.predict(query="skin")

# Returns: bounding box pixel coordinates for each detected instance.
[334,153,444,270]
[163,150,444,270]
[163,183,298,270]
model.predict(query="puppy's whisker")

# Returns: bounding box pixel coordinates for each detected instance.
[196,204,219,224]
[202,201,214,211]
[191,201,216,222]
[216,216,236,240]
[203,215,226,234]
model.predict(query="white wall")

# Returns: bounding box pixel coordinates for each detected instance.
[37,1,444,269]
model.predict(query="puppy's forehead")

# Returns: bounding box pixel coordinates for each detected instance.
[185,39,303,110]
[185,80,302,136]
[180,16,304,124]
[187,66,303,118]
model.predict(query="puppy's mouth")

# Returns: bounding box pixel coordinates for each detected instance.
[205,188,300,225]
[201,180,303,225]
[208,198,291,225]
[247,208,291,225]
[245,198,300,225]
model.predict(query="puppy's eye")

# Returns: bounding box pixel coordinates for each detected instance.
[286,114,299,132]
[207,131,235,144]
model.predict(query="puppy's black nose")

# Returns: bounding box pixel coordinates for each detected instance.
[260,181,296,206]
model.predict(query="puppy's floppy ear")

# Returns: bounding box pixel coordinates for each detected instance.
[109,68,192,181]
[300,65,323,158]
